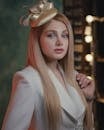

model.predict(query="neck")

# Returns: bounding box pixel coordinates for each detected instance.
[47,61,58,70]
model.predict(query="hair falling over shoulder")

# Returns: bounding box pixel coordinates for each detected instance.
[26,13,94,130]
[26,24,61,130]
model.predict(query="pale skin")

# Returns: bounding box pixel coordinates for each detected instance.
[76,73,95,101]
[40,19,69,87]
[40,19,95,101]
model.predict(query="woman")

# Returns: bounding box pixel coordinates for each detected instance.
[2,0,95,130]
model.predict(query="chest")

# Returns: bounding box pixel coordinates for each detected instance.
[32,78,85,130]
[24,67,85,130]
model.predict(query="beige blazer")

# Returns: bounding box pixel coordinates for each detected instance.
[2,66,85,130]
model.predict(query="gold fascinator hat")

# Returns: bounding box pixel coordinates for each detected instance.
[20,0,58,27]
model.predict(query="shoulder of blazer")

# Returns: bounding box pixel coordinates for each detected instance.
[13,66,42,91]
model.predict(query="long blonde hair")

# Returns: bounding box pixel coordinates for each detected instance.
[26,13,93,130]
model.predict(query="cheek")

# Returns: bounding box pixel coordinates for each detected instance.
[64,42,69,56]
[64,41,69,50]
[40,39,51,54]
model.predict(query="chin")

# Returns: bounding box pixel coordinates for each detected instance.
[55,55,65,60]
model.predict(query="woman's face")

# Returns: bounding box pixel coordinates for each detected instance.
[39,19,69,62]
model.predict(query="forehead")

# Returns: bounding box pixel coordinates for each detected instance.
[43,19,67,31]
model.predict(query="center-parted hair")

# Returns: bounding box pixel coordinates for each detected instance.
[26,13,93,130]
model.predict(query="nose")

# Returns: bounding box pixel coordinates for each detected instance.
[56,37,63,46]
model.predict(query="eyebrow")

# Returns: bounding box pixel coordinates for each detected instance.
[44,29,68,33]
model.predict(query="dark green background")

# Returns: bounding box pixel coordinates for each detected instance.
[0,0,62,128]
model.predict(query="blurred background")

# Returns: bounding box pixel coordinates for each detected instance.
[0,0,104,129]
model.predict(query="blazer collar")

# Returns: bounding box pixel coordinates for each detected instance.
[48,67,85,122]
[24,66,85,123]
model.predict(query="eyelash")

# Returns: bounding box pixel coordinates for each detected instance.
[47,33,69,39]
[47,33,56,38]
[62,34,69,38]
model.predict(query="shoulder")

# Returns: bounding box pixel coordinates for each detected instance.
[13,66,42,88]
[16,66,39,77]
[18,65,38,74]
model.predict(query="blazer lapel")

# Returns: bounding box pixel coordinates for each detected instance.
[25,66,85,125]
[48,68,85,123]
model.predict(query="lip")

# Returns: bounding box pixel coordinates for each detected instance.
[54,48,64,54]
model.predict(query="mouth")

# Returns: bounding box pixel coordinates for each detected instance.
[54,48,64,54]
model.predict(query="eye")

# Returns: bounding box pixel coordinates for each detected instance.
[62,33,69,39]
[46,32,57,39]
